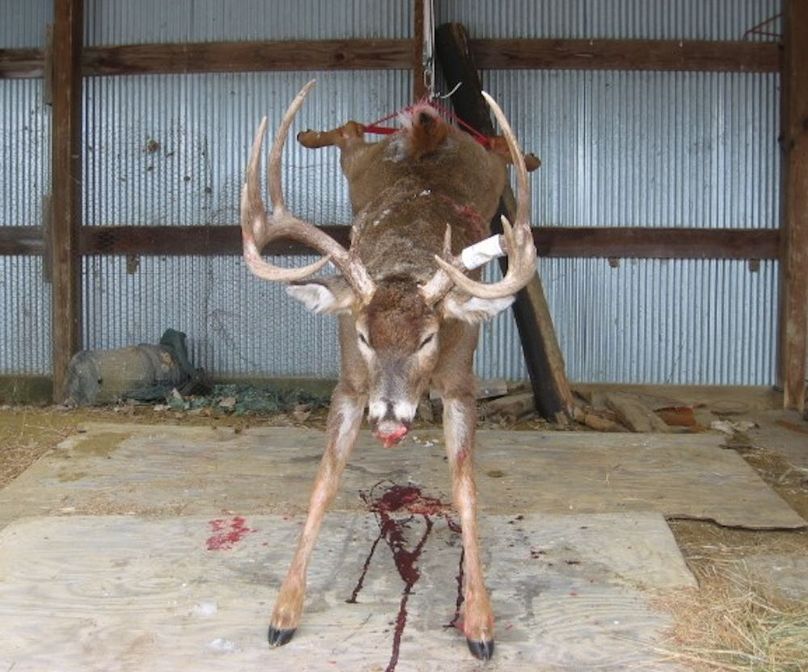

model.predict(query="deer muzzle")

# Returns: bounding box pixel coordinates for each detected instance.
[373,420,410,448]
[368,397,414,448]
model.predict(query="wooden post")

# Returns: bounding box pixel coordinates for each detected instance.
[436,22,575,421]
[779,0,808,413]
[412,0,428,100]
[50,0,84,402]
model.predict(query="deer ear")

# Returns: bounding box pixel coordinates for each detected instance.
[286,277,355,315]
[440,293,515,324]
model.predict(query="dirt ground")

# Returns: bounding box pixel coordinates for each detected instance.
[1,386,807,671]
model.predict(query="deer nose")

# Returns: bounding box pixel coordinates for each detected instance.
[369,399,412,447]
[373,419,410,448]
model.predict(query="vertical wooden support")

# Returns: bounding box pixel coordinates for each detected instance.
[50,0,84,402]
[412,0,428,100]
[436,23,575,421]
[779,0,808,413]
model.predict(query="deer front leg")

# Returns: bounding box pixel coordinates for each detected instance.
[443,395,495,661]
[268,384,366,647]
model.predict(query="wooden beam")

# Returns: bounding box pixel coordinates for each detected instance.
[779,0,808,413]
[50,0,84,402]
[412,0,428,100]
[436,22,575,421]
[78,225,350,256]
[0,37,780,80]
[470,38,780,73]
[2,225,779,260]
[79,225,780,260]
[80,39,414,76]
[0,228,45,255]
[535,227,780,261]
[0,48,43,78]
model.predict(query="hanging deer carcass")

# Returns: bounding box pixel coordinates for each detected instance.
[241,80,537,661]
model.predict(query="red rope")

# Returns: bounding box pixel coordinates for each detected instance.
[361,124,398,135]
[429,99,492,148]
[361,102,492,149]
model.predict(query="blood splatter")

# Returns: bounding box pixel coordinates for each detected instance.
[205,516,256,551]
[348,481,463,672]
[444,546,465,632]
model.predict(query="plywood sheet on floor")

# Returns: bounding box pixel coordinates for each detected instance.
[0,424,802,530]
[0,512,692,672]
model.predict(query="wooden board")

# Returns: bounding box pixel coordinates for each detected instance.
[0,37,778,80]
[470,38,779,73]
[0,424,803,530]
[80,39,415,76]
[0,512,692,672]
[1,225,781,260]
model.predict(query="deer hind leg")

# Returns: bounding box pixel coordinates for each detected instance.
[296,120,365,149]
[442,395,495,660]
[268,383,366,647]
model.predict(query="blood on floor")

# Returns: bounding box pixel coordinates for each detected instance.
[347,481,464,672]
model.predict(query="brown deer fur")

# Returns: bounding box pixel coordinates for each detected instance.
[241,81,537,662]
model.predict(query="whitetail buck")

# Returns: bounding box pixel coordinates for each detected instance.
[241,80,537,661]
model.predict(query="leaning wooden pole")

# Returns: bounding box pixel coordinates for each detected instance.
[436,22,574,421]
[50,0,84,401]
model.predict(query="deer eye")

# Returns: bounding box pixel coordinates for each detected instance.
[418,333,436,350]
[357,332,369,346]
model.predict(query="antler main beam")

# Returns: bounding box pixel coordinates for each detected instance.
[241,80,375,301]
[420,91,537,303]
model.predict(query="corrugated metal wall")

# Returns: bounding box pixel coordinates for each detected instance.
[82,71,412,376]
[83,0,411,44]
[444,1,782,385]
[77,0,413,376]
[0,1,52,375]
[471,68,780,384]
[0,1,51,48]
[438,0,781,41]
[0,0,784,385]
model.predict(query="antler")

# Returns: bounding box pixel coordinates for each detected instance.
[420,91,537,304]
[241,80,375,301]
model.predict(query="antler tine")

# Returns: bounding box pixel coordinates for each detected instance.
[418,225,458,303]
[267,79,314,214]
[430,92,537,300]
[241,80,376,300]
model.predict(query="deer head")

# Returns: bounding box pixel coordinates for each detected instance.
[241,80,536,445]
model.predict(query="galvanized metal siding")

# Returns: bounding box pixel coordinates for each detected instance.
[0,2,52,375]
[444,0,783,385]
[0,74,52,374]
[83,254,343,377]
[83,71,413,228]
[0,0,51,48]
[438,0,782,40]
[469,66,780,384]
[82,70,411,376]
[485,69,780,230]
[476,259,778,385]
[80,0,414,378]
[468,67,780,384]
[0,0,783,386]
[0,79,51,228]
[0,256,52,374]
[83,0,413,45]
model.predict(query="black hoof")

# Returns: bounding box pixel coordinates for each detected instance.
[467,637,495,661]
[268,625,296,648]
